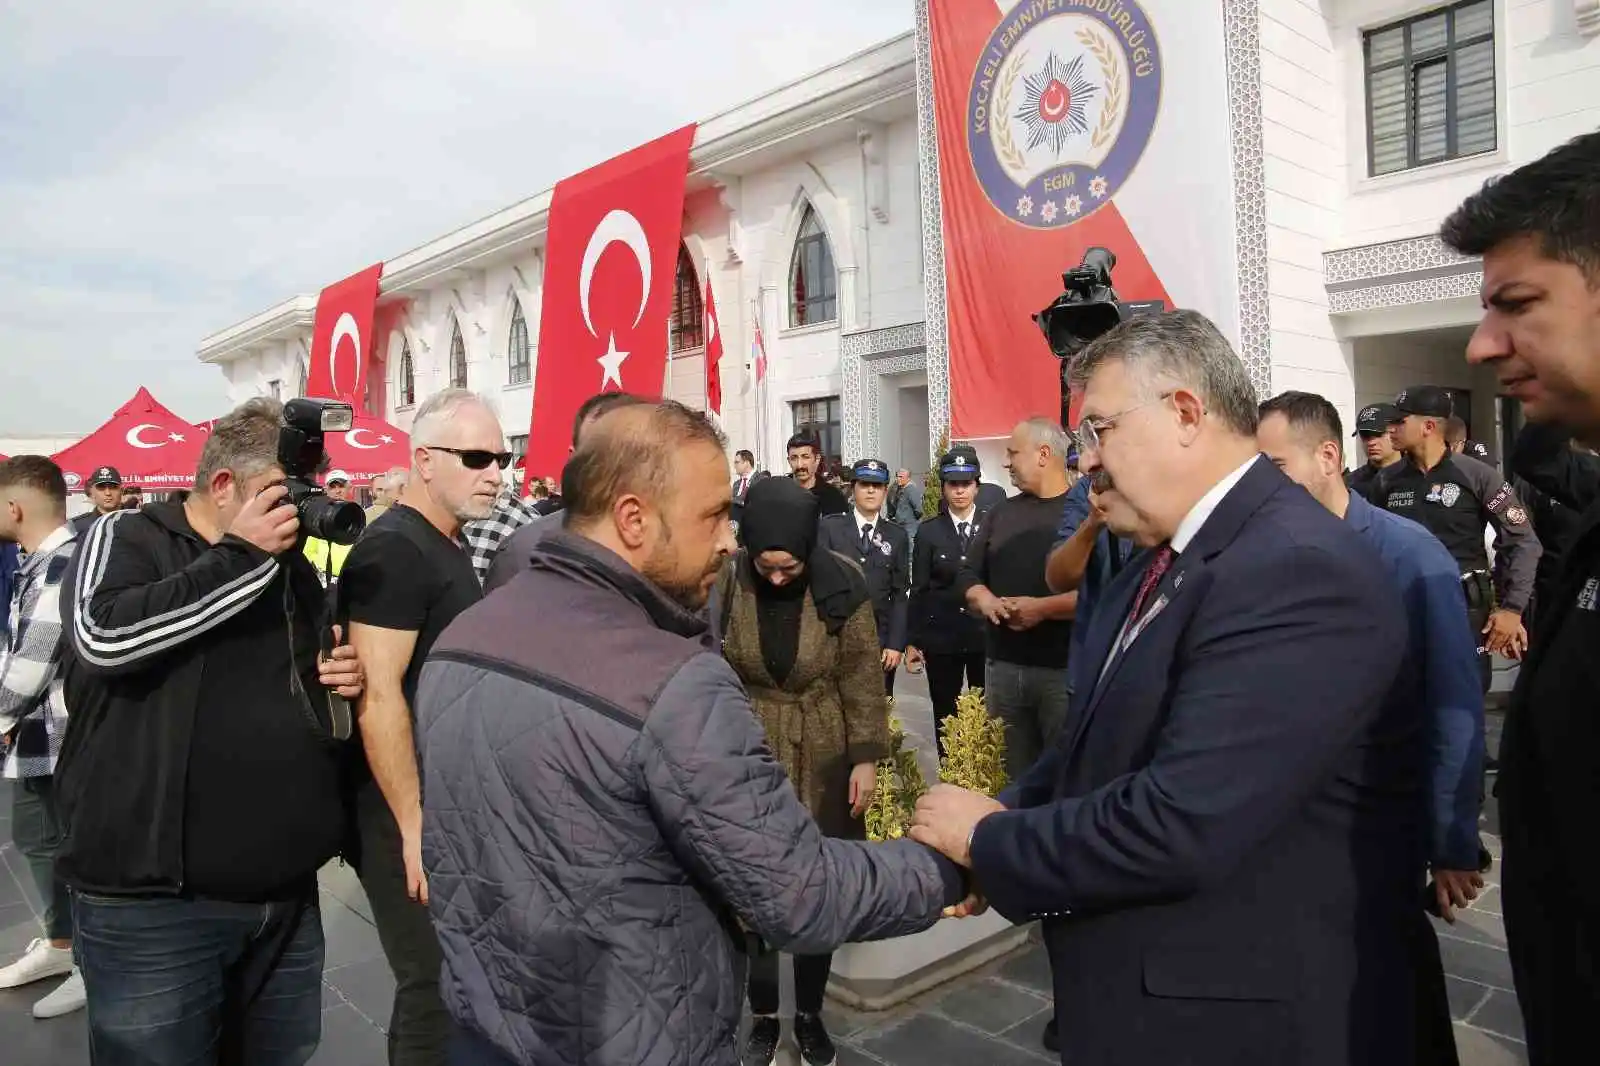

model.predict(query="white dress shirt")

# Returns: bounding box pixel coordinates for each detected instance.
[1170,455,1260,553]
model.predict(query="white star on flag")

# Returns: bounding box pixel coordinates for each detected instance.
[598,332,629,389]
[380,435,395,445]
[168,432,185,442]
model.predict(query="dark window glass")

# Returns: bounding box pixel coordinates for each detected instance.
[1364,1,1496,176]
[791,396,842,469]
[507,299,531,385]
[670,245,704,353]
[789,206,837,327]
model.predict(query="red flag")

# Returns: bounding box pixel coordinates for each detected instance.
[928,0,1171,435]
[704,277,723,415]
[527,126,697,475]
[751,311,767,388]
[305,264,384,407]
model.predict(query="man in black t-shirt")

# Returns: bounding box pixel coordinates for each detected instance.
[786,432,850,517]
[341,388,506,1066]
[955,418,1077,777]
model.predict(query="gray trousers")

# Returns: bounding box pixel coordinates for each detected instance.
[984,660,1071,779]
[13,775,73,941]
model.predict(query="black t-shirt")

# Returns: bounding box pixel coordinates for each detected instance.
[339,504,482,708]
[956,491,1073,668]
[184,564,345,901]
[808,479,850,518]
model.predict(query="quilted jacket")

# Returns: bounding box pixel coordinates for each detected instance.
[418,531,963,1066]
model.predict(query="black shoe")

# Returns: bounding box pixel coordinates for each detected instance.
[1478,841,1494,874]
[1042,1016,1060,1052]
[743,1015,780,1066]
[793,1012,837,1066]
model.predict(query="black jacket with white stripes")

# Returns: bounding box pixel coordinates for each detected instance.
[56,500,353,896]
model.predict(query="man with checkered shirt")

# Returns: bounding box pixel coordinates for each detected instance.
[0,455,84,1019]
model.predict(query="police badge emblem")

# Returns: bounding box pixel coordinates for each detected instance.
[1505,506,1528,526]
[1440,483,1461,507]
[966,0,1162,229]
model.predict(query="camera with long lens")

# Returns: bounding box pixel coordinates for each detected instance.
[278,398,366,545]
[1033,247,1166,425]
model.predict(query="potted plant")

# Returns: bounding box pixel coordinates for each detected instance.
[830,692,1033,1010]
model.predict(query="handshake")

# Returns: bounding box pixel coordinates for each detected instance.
[908,784,1007,919]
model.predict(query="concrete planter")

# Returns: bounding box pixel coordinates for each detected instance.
[826,910,1032,1011]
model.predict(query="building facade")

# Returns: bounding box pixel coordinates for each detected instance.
[198,0,1600,480]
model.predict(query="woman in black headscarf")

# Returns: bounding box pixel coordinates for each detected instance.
[713,475,887,1066]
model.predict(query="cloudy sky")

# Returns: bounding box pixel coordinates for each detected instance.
[0,0,914,433]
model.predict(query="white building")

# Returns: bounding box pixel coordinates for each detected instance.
[198,0,1600,478]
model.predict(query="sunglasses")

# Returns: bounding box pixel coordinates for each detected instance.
[425,446,512,471]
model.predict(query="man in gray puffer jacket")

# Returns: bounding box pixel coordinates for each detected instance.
[418,402,966,1066]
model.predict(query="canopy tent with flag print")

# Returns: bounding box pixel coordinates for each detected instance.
[193,410,411,484]
[51,388,205,492]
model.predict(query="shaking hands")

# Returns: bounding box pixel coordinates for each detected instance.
[909,784,1005,919]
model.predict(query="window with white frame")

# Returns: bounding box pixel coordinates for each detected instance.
[791,396,842,469]
[788,205,838,328]
[1364,1,1495,176]
[507,298,531,385]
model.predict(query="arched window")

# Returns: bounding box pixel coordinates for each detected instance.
[507,298,531,385]
[789,205,837,328]
[669,245,704,353]
[398,339,416,407]
[449,318,468,389]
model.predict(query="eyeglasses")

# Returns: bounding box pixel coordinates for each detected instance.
[1074,392,1174,454]
[424,446,512,471]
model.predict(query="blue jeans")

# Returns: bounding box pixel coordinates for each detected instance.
[984,659,1071,778]
[75,891,324,1066]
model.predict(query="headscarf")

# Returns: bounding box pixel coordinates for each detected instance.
[739,476,868,636]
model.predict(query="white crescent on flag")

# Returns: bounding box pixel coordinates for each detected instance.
[345,427,379,450]
[329,312,362,399]
[578,210,652,339]
[126,423,167,449]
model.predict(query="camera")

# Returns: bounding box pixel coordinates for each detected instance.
[1033,247,1166,424]
[278,398,366,545]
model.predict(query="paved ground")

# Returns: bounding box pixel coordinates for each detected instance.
[0,670,1529,1065]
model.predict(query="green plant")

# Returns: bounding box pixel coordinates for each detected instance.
[865,699,928,842]
[865,690,1008,841]
[938,688,1009,796]
[921,430,950,519]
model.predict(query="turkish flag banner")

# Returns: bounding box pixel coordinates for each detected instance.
[704,277,724,415]
[305,263,384,407]
[927,0,1172,435]
[51,387,205,491]
[527,125,697,477]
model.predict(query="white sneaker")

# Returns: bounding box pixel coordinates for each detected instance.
[32,969,86,1019]
[0,938,74,990]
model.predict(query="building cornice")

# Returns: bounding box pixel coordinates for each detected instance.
[199,34,917,362]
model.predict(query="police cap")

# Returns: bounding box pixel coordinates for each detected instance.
[851,458,891,484]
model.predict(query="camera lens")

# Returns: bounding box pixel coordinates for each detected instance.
[299,494,366,545]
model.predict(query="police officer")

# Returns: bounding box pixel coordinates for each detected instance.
[1377,385,1542,690]
[70,466,123,537]
[1346,403,1404,498]
[905,451,988,756]
[818,458,909,694]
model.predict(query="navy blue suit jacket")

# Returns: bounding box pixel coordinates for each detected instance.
[970,457,1425,1066]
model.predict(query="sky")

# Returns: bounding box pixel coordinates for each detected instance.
[0,0,915,433]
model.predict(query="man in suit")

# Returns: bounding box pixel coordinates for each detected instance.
[818,458,910,694]
[730,449,764,536]
[912,310,1422,1066]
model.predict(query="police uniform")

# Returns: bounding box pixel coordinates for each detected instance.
[817,459,909,695]
[908,451,988,754]
[71,466,123,538]
[1377,386,1542,690]
[1345,403,1403,498]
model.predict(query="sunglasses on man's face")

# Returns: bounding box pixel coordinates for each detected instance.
[426,446,512,471]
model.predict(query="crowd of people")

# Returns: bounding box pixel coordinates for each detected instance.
[0,130,1596,1066]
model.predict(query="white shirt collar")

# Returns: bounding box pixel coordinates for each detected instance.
[853,509,880,532]
[948,506,977,527]
[1170,455,1259,553]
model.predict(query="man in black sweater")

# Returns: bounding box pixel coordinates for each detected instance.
[956,418,1078,777]
[58,398,365,1066]
[786,432,850,517]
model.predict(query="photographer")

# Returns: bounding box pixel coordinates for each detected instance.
[58,398,365,1066]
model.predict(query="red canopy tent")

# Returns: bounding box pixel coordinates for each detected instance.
[319,413,412,482]
[52,388,204,492]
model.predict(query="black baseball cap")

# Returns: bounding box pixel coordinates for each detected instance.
[1462,439,1492,463]
[851,458,891,485]
[90,466,122,487]
[1353,403,1402,436]
[1394,386,1454,419]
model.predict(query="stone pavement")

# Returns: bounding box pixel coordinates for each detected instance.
[0,670,1528,1065]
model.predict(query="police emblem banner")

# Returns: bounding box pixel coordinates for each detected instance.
[922,0,1243,436]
